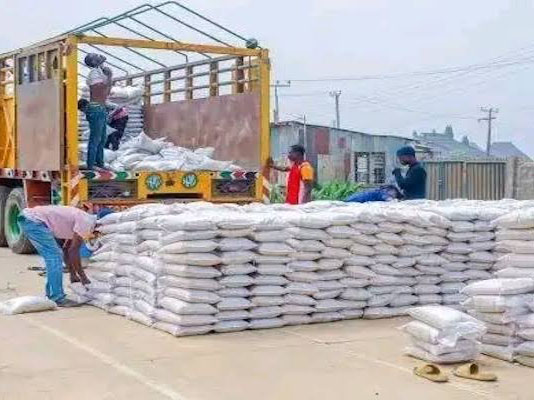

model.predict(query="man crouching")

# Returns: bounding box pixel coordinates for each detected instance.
[18,206,99,307]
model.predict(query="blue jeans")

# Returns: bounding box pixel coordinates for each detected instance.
[86,103,108,169]
[18,216,66,303]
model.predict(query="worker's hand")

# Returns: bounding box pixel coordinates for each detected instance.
[79,271,91,286]
[392,168,401,175]
[102,66,112,77]
[69,272,81,283]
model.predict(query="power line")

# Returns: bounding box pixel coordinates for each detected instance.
[336,61,532,119]
[285,56,534,83]
[341,94,478,120]
[278,91,330,97]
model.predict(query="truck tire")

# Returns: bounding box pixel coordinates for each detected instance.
[0,186,10,247]
[4,188,35,254]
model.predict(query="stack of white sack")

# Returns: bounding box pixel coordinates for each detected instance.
[83,200,534,337]
[418,201,513,292]
[283,211,356,324]
[346,205,452,318]
[215,214,256,333]
[78,84,145,105]
[78,84,145,167]
[493,208,534,280]
[105,133,243,172]
[462,278,534,366]
[78,105,143,143]
[401,305,485,363]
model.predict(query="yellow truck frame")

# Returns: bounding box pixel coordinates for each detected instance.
[0,3,270,253]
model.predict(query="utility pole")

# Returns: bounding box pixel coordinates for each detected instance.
[329,90,342,129]
[271,80,291,123]
[478,107,498,156]
[288,113,307,145]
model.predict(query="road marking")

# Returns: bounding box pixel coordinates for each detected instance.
[284,329,494,399]
[23,316,188,400]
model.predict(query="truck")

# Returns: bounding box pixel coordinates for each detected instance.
[0,2,271,253]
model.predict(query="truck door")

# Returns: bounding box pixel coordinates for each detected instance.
[16,45,63,172]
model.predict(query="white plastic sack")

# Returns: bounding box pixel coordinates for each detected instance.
[462,278,534,296]
[0,296,57,315]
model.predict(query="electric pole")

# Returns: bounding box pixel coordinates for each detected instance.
[271,80,291,123]
[288,113,307,142]
[478,107,498,156]
[329,90,341,129]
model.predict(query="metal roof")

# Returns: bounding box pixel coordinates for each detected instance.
[273,121,415,142]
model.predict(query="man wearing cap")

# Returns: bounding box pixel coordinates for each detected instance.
[18,206,101,307]
[393,146,427,200]
[83,53,113,170]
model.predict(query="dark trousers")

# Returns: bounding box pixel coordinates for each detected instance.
[86,103,108,169]
[105,116,128,151]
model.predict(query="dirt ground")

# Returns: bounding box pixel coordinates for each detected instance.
[0,248,532,400]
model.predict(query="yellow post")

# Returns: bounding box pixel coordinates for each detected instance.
[64,36,79,205]
[258,49,271,203]
[65,38,78,167]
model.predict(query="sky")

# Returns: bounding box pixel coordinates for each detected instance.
[1,0,534,156]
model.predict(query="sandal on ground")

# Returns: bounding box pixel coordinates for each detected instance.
[413,364,448,383]
[453,363,497,382]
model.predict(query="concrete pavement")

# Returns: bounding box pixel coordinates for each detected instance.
[0,248,531,400]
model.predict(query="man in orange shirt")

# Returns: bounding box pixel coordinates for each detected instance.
[267,145,314,204]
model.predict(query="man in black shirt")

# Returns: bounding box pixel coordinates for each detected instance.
[392,146,426,200]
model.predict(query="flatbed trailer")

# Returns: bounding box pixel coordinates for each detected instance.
[0,2,270,253]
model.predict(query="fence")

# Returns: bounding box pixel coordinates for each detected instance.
[423,160,507,200]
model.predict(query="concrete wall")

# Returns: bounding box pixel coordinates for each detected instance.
[271,122,414,185]
[506,158,534,200]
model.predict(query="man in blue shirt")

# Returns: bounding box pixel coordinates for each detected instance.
[345,185,401,203]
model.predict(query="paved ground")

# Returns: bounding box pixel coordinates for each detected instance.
[0,248,532,400]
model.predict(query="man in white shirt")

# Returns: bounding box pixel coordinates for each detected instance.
[84,53,112,170]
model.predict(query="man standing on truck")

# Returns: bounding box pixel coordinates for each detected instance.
[84,53,113,170]
[392,146,427,200]
[267,144,314,204]
[78,99,129,151]
[18,206,100,307]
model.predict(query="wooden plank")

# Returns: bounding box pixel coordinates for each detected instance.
[77,36,262,57]
[185,66,193,100]
[233,57,244,94]
[144,75,152,106]
[163,71,171,103]
[209,62,219,97]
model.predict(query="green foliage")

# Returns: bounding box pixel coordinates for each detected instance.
[270,183,285,203]
[312,181,362,201]
[269,181,362,203]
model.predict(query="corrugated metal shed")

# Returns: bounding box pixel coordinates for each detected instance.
[271,121,416,185]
